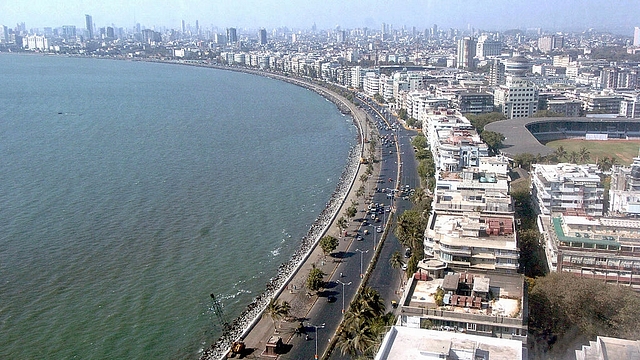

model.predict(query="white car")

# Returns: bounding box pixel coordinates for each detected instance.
[376,226,382,233]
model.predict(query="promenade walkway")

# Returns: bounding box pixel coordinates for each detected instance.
[196,69,385,360]
[237,91,380,359]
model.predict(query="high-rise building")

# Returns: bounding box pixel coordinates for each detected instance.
[493,76,539,119]
[0,25,7,44]
[62,25,76,42]
[85,14,93,40]
[226,27,237,44]
[635,27,640,47]
[456,37,476,69]
[259,28,267,45]
[489,58,505,86]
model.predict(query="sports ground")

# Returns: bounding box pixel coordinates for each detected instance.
[544,139,640,165]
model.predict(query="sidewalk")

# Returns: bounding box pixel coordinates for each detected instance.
[235,104,382,359]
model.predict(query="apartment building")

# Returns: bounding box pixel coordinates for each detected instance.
[609,155,640,216]
[531,163,604,216]
[540,214,640,290]
[397,270,528,343]
[493,76,539,119]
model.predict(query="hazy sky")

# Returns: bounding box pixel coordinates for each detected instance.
[3,0,639,33]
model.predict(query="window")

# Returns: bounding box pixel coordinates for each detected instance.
[467,323,476,331]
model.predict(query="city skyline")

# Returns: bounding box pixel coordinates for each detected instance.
[3,0,639,34]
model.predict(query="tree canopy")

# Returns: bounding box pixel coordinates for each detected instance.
[306,265,325,291]
[528,273,640,358]
[319,235,339,257]
[480,130,505,155]
[464,112,506,134]
[411,133,428,150]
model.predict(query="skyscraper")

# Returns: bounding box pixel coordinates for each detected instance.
[634,27,640,47]
[85,14,93,40]
[226,28,237,44]
[259,28,267,45]
[456,37,476,70]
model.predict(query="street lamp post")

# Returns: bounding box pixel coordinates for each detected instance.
[336,280,352,313]
[310,323,325,360]
[355,248,369,278]
[371,224,377,250]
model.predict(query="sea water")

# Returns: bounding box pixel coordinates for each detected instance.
[0,54,355,359]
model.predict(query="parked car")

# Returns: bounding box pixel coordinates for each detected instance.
[376,226,383,233]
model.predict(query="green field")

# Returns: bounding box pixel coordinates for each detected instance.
[545,139,640,165]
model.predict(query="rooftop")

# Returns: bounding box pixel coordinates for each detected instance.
[376,326,524,360]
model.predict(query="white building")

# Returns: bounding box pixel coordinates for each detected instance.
[493,76,539,119]
[576,336,640,360]
[23,35,48,51]
[476,35,502,60]
[609,154,640,216]
[376,326,524,360]
[619,92,640,118]
[531,163,604,216]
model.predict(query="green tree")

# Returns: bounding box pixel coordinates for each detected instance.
[553,146,567,162]
[319,235,339,257]
[336,216,348,237]
[337,287,387,358]
[395,209,428,251]
[597,156,618,172]
[415,148,431,160]
[346,204,358,220]
[533,109,564,118]
[397,108,408,120]
[465,112,506,134]
[389,250,404,280]
[517,229,545,277]
[411,133,428,150]
[306,265,325,292]
[528,273,640,357]
[263,298,290,331]
[578,147,590,163]
[480,130,505,155]
[568,150,579,163]
[512,153,536,170]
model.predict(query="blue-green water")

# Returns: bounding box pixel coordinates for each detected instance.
[0,54,355,359]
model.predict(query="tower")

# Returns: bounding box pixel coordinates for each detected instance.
[634,27,640,47]
[456,37,476,70]
[85,14,93,40]
[259,28,267,45]
[226,27,237,44]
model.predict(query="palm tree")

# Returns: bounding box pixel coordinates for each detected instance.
[554,146,566,162]
[568,150,579,163]
[390,250,405,283]
[409,187,427,205]
[263,298,289,331]
[578,147,590,163]
[336,216,347,237]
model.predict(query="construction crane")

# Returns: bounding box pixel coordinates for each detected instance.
[209,293,229,329]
